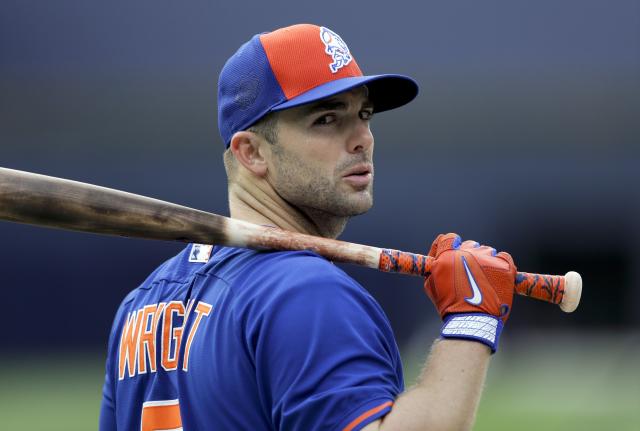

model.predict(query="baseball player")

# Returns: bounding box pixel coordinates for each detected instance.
[100,24,517,431]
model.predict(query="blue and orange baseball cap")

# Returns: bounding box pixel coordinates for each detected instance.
[217,24,419,147]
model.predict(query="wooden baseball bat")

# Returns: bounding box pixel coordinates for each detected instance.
[0,167,582,312]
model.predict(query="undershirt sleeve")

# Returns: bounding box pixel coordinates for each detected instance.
[247,258,403,431]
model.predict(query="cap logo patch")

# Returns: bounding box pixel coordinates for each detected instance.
[319,26,352,73]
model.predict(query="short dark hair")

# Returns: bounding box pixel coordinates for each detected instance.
[247,111,279,144]
[223,111,280,182]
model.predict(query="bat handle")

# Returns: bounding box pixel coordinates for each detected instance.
[514,270,582,313]
[378,249,582,313]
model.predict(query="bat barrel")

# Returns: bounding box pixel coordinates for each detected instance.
[0,167,230,244]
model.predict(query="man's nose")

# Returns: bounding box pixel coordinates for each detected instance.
[347,120,374,153]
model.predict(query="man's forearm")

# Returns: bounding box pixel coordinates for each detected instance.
[364,339,491,431]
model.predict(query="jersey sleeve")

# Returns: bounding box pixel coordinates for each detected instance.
[99,295,131,431]
[245,255,403,431]
[99,315,119,431]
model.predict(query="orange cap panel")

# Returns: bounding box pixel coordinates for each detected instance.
[259,24,363,100]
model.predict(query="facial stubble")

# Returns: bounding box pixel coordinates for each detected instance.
[268,144,373,235]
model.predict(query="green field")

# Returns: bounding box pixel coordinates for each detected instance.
[475,337,640,431]
[1,333,638,430]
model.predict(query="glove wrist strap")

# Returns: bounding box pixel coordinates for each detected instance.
[440,313,503,353]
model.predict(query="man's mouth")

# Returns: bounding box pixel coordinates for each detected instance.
[342,163,373,187]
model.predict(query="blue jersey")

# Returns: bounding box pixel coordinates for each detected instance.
[100,244,404,430]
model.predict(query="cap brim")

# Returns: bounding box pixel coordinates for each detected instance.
[271,74,418,113]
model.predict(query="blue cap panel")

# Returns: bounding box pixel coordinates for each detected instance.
[217,35,286,147]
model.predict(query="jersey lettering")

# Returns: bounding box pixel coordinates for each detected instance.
[117,300,213,380]
[161,301,185,371]
[118,309,144,380]
[138,303,165,374]
[182,302,213,371]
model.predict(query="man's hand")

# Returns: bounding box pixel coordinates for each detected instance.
[424,233,517,352]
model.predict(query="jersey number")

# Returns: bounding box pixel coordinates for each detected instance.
[141,399,182,431]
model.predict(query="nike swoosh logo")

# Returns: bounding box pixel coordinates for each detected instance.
[462,256,483,306]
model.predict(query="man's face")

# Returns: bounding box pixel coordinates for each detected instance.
[265,87,375,218]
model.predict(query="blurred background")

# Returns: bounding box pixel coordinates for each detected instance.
[1,0,638,429]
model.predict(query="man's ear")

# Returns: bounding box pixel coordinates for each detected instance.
[229,131,268,177]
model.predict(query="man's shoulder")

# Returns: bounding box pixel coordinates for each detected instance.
[118,244,208,307]
[259,249,350,281]
[204,246,351,283]
[250,249,357,289]
[203,246,372,304]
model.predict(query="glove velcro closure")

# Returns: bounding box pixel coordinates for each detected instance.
[440,313,503,353]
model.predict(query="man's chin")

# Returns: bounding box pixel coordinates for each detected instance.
[335,195,373,217]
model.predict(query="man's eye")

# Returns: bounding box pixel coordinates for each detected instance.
[360,110,374,120]
[314,114,336,125]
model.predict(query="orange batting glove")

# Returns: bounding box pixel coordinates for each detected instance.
[424,233,517,352]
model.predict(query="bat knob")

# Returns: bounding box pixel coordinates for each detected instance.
[559,271,582,313]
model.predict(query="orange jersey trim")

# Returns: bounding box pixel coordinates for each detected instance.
[141,400,181,431]
[342,401,393,431]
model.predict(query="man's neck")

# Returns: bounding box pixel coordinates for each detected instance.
[227,175,348,239]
